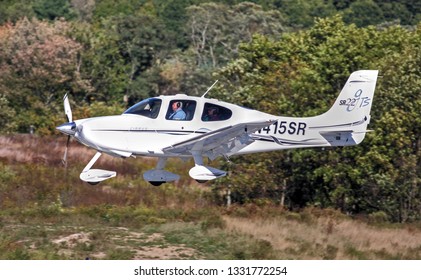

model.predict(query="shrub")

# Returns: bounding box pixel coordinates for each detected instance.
[368,211,389,224]
[201,215,226,231]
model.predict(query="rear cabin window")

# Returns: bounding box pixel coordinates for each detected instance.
[123,98,162,119]
[201,103,232,122]
[166,100,197,121]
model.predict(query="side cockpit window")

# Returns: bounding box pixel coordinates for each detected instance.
[166,100,196,121]
[123,98,162,119]
[201,103,232,122]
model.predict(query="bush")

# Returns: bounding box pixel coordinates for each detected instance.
[201,215,226,231]
[368,211,389,224]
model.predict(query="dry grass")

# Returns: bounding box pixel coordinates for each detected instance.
[223,214,421,259]
[0,134,152,169]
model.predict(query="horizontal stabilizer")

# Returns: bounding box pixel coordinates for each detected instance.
[319,129,372,146]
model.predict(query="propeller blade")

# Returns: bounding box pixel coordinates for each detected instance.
[62,135,71,167]
[64,93,72,123]
[61,94,74,168]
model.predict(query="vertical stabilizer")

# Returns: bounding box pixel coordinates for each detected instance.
[323,70,378,122]
[310,70,379,145]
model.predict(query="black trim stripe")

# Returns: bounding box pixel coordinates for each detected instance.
[308,116,367,129]
[253,135,326,146]
[91,129,207,135]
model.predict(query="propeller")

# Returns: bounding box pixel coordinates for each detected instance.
[58,93,75,167]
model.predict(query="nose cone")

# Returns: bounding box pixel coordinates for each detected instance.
[56,122,76,136]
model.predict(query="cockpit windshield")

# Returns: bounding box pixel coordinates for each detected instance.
[123,98,162,119]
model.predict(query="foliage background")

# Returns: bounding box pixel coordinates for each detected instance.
[0,0,420,222]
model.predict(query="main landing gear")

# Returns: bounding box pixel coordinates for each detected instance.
[143,158,180,186]
[143,154,227,186]
[188,152,226,183]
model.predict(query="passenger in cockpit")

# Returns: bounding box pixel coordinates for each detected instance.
[203,107,219,121]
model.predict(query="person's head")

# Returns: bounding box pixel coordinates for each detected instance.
[208,107,217,115]
[172,101,182,111]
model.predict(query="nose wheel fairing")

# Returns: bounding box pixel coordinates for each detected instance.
[79,152,117,184]
[80,169,117,184]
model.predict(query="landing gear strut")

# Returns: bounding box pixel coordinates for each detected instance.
[189,152,226,182]
[143,158,180,186]
[79,152,117,185]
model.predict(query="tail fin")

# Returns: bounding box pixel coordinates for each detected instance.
[311,70,379,145]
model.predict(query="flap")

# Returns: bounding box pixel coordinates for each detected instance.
[162,120,275,156]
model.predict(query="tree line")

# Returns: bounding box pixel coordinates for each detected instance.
[0,0,420,222]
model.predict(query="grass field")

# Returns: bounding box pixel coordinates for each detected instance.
[1,135,421,260]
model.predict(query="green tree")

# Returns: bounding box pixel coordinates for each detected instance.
[0,18,91,133]
[70,0,96,22]
[158,1,287,97]
[375,0,421,25]
[272,0,337,29]
[33,0,76,21]
[342,0,384,27]
[357,26,421,221]
[186,2,285,67]
[113,14,169,100]
[93,0,141,19]
[72,20,128,103]
[0,94,16,133]
[0,0,36,24]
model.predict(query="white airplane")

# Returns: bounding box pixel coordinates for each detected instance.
[57,70,378,186]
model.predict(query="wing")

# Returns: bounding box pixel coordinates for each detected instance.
[162,120,275,160]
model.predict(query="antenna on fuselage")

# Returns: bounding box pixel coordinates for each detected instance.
[201,80,218,98]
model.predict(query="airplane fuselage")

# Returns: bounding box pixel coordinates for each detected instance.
[57,70,379,184]
[70,95,333,159]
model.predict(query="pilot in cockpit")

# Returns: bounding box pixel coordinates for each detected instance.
[168,101,186,120]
